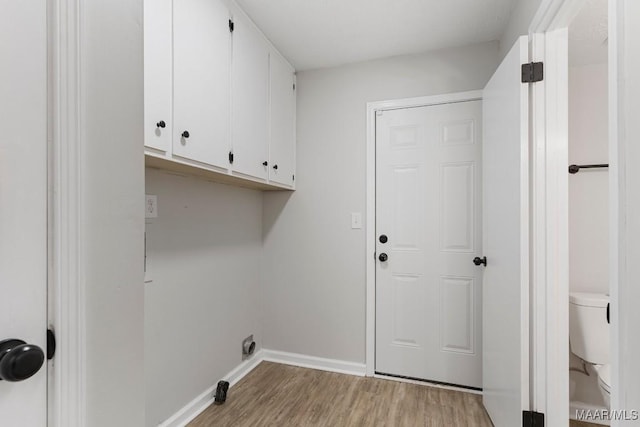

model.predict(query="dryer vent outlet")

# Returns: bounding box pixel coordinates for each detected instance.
[242,335,255,358]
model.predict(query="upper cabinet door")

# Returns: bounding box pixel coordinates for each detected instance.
[231,16,269,181]
[173,0,230,169]
[144,0,172,152]
[269,54,296,187]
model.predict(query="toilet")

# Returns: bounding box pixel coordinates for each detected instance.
[569,292,611,407]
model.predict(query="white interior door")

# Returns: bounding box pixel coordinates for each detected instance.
[0,1,48,425]
[375,100,483,388]
[482,36,530,426]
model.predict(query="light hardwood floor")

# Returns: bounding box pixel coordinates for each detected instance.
[189,361,493,427]
[570,421,604,427]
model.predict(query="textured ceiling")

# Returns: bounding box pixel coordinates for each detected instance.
[569,0,608,66]
[236,0,518,70]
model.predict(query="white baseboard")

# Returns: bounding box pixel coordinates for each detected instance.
[159,350,264,427]
[158,349,365,427]
[261,349,366,377]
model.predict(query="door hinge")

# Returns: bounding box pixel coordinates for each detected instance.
[292,174,295,181]
[229,19,234,33]
[47,329,56,360]
[523,410,544,427]
[293,83,296,90]
[521,62,543,83]
[228,151,234,164]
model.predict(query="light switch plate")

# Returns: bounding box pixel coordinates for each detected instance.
[351,212,362,229]
[145,194,158,218]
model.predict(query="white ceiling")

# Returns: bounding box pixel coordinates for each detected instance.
[236,0,518,71]
[569,0,608,66]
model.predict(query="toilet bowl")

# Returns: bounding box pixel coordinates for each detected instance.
[569,292,611,408]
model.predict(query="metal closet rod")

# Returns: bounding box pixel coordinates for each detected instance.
[568,164,609,174]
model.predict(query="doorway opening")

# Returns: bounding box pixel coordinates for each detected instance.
[566,0,610,425]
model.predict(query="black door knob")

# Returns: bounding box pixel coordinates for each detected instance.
[156,120,166,128]
[263,161,268,166]
[272,164,278,170]
[379,234,388,244]
[379,253,388,262]
[181,131,190,138]
[473,256,487,266]
[0,339,45,382]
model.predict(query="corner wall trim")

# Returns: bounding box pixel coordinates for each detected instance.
[159,350,265,427]
[261,349,366,377]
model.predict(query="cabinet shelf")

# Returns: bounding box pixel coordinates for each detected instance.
[145,153,293,191]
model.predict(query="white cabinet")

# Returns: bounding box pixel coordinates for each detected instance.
[231,16,269,181]
[143,1,296,190]
[269,54,296,187]
[143,0,171,152]
[173,0,230,169]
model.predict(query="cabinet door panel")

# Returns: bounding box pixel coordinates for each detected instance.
[144,0,171,152]
[269,54,295,186]
[173,0,230,168]
[231,17,269,180]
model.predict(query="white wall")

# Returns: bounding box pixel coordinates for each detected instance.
[500,0,543,58]
[569,63,609,295]
[82,0,145,425]
[262,42,500,364]
[144,169,263,426]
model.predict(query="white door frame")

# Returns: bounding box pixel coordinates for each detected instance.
[47,0,85,425]
[528,0,627,424]
[607,0,640,419]
[365,90,483,376]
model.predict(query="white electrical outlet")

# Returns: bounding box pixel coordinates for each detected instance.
[145,195,158,218]
[351,212,362,229]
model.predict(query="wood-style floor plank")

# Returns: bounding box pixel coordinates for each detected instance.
[189,361,493,427]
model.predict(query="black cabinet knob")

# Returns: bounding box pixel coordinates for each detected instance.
[0,339,45,382]
[379,253,388,262]
[156,120,166,129]
[473,256,487,266]
[379,235,388,244]
[272,164,278,170]
[263,161,268,166]
[181,131,190,138]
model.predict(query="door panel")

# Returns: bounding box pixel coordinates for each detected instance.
[482,36,530,426]
[375,100,483,388]
[0,2,48,425]
[173,0,230,168]
[269,54,295,186]
[231,16,269,181]
[143,0,172,152]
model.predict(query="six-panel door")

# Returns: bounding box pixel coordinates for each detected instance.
[375,100,484,389]
[173,0,231,169]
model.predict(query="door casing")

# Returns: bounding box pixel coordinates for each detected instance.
[48,0,86,425]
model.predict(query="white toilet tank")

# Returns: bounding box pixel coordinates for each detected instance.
[569,292,610,364]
